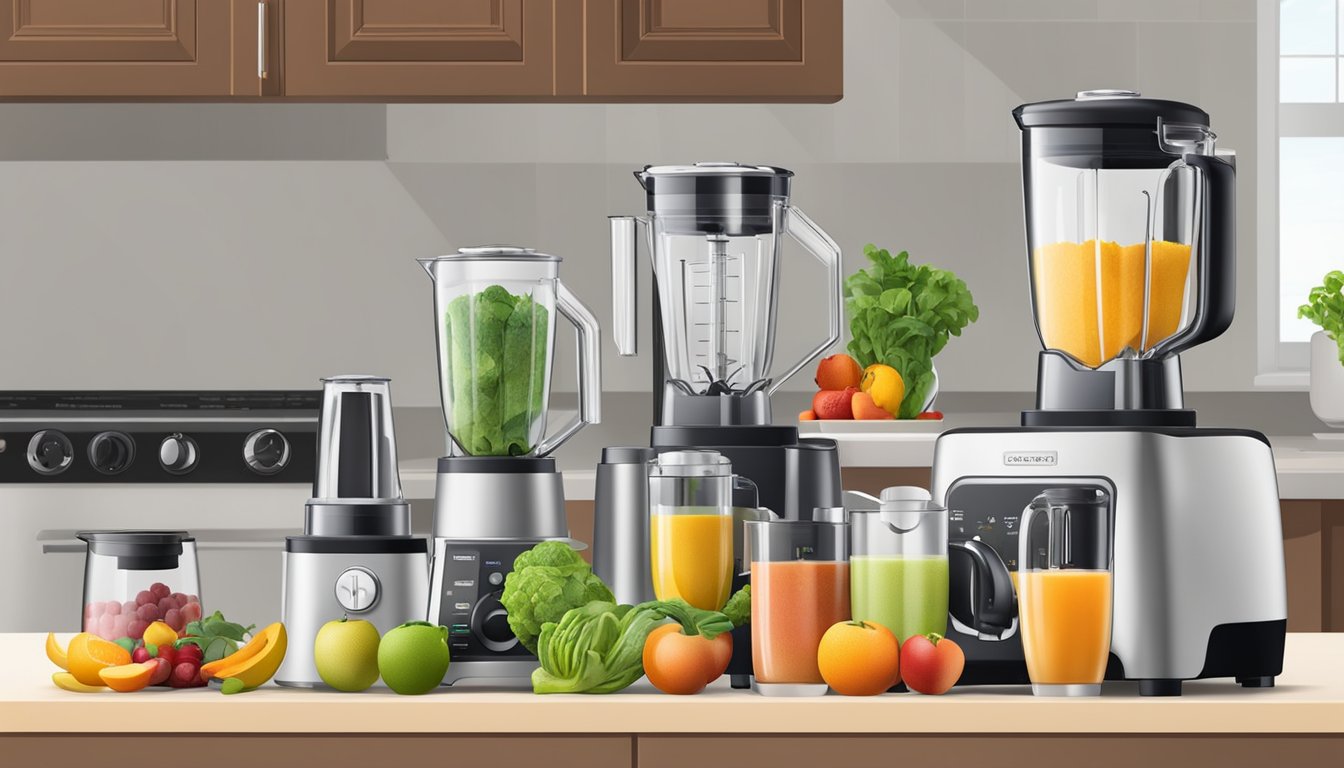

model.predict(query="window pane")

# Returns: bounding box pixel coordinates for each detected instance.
[1280,138,1344,341]
[1281,0,1336,54]
[1281,57,1337,102]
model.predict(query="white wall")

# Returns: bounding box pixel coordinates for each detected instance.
[0,0,1259,409]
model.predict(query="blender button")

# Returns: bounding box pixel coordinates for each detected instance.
[451,642,470,650]
[453,579,475,588]
[450,624,471,635]
[453,602,472,611]
[487,572,504,586]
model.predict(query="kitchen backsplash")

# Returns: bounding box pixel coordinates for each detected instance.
[0,0,1257,406]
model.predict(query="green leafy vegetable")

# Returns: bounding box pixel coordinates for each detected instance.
[445,285,550,456]
[722,584,751,628]
[844,245,979,418]
[500,541,614,655]
[175,610,255,663]
[531,598,734,695]
[1299,270,1344,365]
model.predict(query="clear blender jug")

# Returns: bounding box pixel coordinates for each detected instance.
[1015,91,1235,419]
[610,163,842,425]
[418,247,601,457]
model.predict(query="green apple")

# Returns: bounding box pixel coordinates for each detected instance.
[377,621,449,695]
[314,617,381,692]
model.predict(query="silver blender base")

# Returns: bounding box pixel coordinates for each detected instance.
[1032,683,1102,697]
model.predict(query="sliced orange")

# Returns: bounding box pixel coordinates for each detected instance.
[45,632,68,670]
[52,671,107,693]
[98,662,156,693]
[66,632,132,686]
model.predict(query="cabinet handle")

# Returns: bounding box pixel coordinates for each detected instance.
[257,1,268,80]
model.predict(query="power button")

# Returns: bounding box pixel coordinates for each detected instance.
[487,572,504,586]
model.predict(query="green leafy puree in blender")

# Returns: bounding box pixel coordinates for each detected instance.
[445,285,549,456]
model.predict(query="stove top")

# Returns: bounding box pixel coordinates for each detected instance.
[0,390,320,414]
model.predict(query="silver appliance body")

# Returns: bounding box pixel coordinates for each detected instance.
[275,543,429,688]
[931,427,1287,695]
[3,391,318,633]
[427,457,577,685]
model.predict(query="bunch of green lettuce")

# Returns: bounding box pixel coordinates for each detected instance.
[844,245,979,418]
[445,285,549,456]
[499,541,614,654]
[532,598,733,695]
[1299,270,1344,365]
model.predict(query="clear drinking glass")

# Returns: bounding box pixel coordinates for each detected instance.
[648,450,747,611]
[747,519,850,695]
[849,487,950,643]
[1017,488,1114,697]
[418,247,600,457]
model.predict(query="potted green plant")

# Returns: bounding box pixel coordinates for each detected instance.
[843,245,979,418]
[1298,270,1344,428]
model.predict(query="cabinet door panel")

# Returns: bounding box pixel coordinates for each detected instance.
[586,0,841,101]
[0,0,233,96]
[285,0,554,97]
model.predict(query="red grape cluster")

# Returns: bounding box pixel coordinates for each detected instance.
[83,582,202,641]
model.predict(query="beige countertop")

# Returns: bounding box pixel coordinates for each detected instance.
[5,634,1341,735]
[402,434,1344,502]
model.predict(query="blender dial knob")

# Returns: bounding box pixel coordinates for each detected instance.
[481,609,514,644]
[27,430,74,476]
[159,433,199,475]
[88,431,136,475]
[335,567,380,613]
[243,429,289,475]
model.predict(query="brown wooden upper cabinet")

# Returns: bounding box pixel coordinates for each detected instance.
[0,0,841,101]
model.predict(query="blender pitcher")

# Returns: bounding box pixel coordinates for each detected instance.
[849,487,950,644]
[419,247,601,457]
[1014,91,1235,416]
[610,163,842,424]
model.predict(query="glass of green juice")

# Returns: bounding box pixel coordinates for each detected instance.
[849,487,950,644]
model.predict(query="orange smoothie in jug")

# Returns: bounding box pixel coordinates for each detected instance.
[651,513,733,611]
[1019,569,1113,684]
[1033,240,1192,367]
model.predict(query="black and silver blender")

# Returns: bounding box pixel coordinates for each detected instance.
[596,163,845,687]
[275,375,429,688]
[419,246,601,685]
[932,91,1286,695]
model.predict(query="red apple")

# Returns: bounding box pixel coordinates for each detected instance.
[901,633,965,695]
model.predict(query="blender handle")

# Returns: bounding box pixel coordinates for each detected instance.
[610,216,644,357]
[536,282,603,457]
[1152,153,1236,357]
[769,205,843,397]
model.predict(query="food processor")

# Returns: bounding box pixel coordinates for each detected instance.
[274,375,428,689]
[419,246,600,685]
[932,91,1286,695]
[595,163,845,687]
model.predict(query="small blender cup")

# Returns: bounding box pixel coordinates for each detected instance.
[647,450,749,611]
[746,519,849,696]
[1018,488,1114,696]
[849,487,950,644]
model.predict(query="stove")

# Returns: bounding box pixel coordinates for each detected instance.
[0,391,319,633]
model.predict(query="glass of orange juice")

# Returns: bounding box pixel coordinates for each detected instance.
[1017,487,1113,697]
[648,450,749,611]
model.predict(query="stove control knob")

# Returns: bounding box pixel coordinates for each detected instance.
[88,431,136,475]
[159,433,199,475]
[472,591,517,652]
[335,567,380,613]
[27,430,74,476]
[243,429,289,475]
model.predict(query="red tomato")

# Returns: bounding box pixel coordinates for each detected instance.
[916,410,944,420]
[900,633,965,695]
[643,624,733,695]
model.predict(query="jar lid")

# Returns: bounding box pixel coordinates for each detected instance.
[648,449,732,477]
[1014,90,1209,129]
[419,246,561,263]
[77,530,193,571]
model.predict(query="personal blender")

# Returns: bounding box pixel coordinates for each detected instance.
[275,375,429,689]
[931,91,1287,695]
[419,246,601,685]
[595,163,845,687]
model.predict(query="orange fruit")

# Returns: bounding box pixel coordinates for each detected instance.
[817,620,900,696]
[45,632,68,670]
[815,354,862,391]
[98,662,157,693]
[851,391,894,420]
[66,632,132,686]
[798,409,817,421]
[52,672,107,694]
[860,364,905,417]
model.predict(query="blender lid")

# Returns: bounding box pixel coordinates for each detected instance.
[640,162,793,178]
[421,246,561,262]
[77,530,193,571]
[648,449,732,477]
[1014,90,1209,129]
[635,162,793,199]
[321,374,390,383]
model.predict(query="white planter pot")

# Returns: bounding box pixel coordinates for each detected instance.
[1309,331,1344,429]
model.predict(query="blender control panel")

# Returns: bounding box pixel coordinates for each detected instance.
[435,543,535,661]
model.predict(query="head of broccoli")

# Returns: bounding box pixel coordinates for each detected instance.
[499,541,614,654]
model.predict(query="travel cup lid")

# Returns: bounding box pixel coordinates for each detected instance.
[77,530,193,570]
[648,449,733,478]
